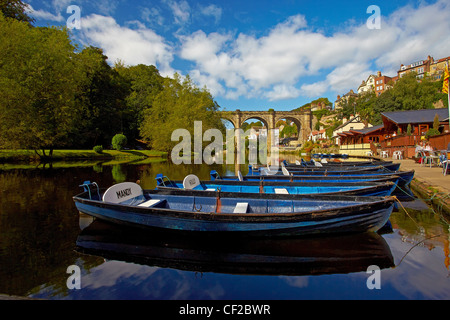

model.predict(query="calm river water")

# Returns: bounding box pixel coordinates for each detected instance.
[1,156,450,301]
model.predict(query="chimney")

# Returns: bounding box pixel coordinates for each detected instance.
[377,71,381,77]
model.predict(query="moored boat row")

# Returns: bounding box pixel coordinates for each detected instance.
[73,157,414,238]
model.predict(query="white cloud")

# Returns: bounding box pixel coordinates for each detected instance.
[326,62,374,94]
[26,4,65,22]
[300,81,329,98]
[142,7,165,26]
[179,0,450,101]
[28,0,450,103]
[266,84,302,101]
[165,0,191,25]
[200,4,222,24]
[27,0,120,23]
[79,14,175,76]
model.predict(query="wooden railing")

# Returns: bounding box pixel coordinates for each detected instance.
[380,133,450,151]
[380,135,418,148]
[429,132,450,150]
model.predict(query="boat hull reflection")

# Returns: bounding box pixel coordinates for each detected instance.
[76,219,394,276]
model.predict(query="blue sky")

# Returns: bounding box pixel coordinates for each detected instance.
[25,0,450,111]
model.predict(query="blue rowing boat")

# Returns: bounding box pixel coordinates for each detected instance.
[155,174,397,197]
[249,162,401,174]
[283,159,394,168]
[210,170,401,183]
[73,181,395,237]
[216,169,414,188]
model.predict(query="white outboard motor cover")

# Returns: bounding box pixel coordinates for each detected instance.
[183,174,201,189]
[102,182,143,204]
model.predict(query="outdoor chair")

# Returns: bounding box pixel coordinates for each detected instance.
[393,150,403,160]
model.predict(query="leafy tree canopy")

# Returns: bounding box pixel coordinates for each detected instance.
[0,0,34,24]
[140,74,225,152]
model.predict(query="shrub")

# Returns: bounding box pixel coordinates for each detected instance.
[112,134,127,151]
[93,145,103,154]
[425,128,440,139]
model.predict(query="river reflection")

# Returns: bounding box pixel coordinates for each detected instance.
[0,158,450,300]
[75,219,395,277]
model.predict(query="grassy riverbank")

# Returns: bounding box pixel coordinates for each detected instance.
[0,149,168,162]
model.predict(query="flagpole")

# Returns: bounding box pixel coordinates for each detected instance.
[446,60,450,134]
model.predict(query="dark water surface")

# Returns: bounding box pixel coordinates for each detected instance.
[1,159,450,300]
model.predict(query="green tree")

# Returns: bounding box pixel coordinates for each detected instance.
[371,72,445,124]
[0,16,83,156]
[115,63,164,143]
[389,72,438,110]
[75,46,128,148]
[140,74,224,152]
[355,91,377,127]
[433,113,440,131]
[281,124,297,138]
[339,95,358,119]
[0,0,34,24]
[112,134,127,150]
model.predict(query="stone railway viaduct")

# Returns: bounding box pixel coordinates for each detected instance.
[219,109,313,146]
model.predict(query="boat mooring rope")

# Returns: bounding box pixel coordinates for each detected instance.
[392,196,420,228]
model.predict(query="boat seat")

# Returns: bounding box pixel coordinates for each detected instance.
[233,202,249,213]
[274,188,289,194]
[138,199,162,207]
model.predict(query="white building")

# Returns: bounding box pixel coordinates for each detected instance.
[332,114,372,145]
[357,74,376,94]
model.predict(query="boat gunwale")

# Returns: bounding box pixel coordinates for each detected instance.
[155,181,396,198]
[159,178,397,187]
[73,190,395,223]
[240,169,415,179]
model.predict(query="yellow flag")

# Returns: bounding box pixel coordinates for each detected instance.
[443,63,449,94]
